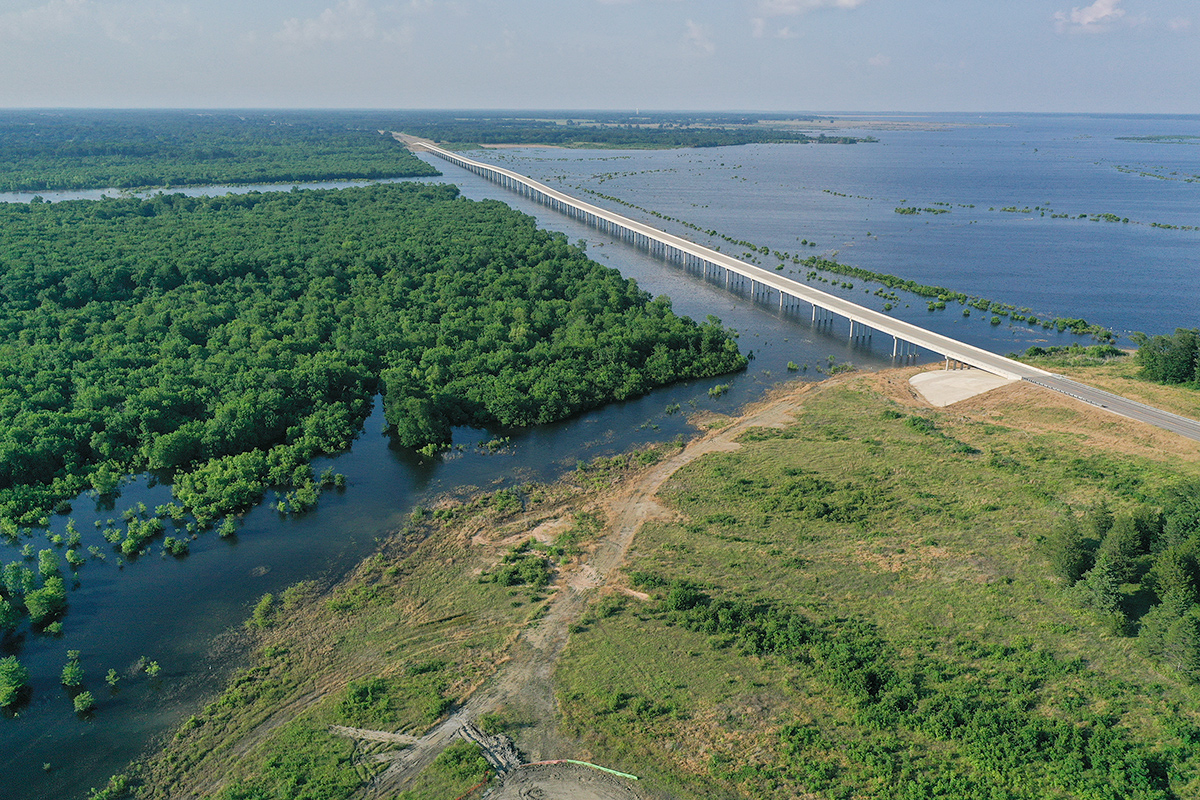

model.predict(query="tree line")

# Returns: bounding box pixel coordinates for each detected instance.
[0,110,438,192]
[1134,329,1200,387]
[392,111,873,148]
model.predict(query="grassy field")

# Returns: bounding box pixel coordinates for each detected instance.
[121,365,1200,800]
[556,368,1200,799]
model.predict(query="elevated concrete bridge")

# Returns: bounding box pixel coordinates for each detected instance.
[405,137,1200,442]
[408,139,1042,380]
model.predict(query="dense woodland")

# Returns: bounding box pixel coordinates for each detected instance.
[1134,329,1200,387]
[0,183,744,639]
[0,110,438,192]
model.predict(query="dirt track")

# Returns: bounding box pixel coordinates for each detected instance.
[366,383,817,797]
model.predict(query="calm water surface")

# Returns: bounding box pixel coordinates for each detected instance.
[2,113,1196,799]
[468,112,1199,342]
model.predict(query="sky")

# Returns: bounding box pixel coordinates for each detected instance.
[0,0,1195,113]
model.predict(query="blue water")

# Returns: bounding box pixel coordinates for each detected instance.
[2,113,1197,799]
[464,113,1200,343]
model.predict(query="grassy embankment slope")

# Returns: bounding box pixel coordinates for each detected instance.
[131,359,1200,800]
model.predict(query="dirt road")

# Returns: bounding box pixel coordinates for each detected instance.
[365,383,815,797]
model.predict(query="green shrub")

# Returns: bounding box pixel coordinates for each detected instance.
[62,652,84,687]
[74,690,96,714]
[0,656,30,707]
[248,593,274,630]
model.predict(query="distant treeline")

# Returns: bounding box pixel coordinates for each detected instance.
[395,111,873,148]
[0,183,744,537]
[1134,329,1200,387]
[0,110,439,192]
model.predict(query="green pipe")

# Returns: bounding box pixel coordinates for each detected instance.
[564,759,639,781]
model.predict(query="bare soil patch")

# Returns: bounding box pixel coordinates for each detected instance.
[490,763,642,799]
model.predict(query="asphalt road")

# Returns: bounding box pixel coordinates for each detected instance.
[1026,375,1200,443]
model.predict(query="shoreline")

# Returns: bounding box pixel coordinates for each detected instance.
[130,363,1200,797]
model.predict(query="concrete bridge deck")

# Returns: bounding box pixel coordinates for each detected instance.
[406,137,1200,443]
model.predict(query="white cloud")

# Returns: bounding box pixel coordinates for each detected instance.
[751,17,800,38]
[0,0,195,44]
[276,0,407,45]
[758,0,867,16]
[683,18,714,54]
[1053,0,1126,32]
[867,52,890,67]
[0,0,86,41]
[1168,17,1191,31]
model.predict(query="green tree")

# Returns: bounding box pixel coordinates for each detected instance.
[1079,559,1127,634]
[1133,328,1200,385]
[0,597,17,632]
[0,655,29,707]
[1161,607,1200,681]
[65,518,81,547]
[1083,501,1115,543]
[1163,488,1200,549]
[73,690,96,714]
[25,576,67,625]
[37,548,61,579]
[1096,515,1144,584]
[1045,517,1095,583]
[62,651,84,686]
[1148,542,1198,604]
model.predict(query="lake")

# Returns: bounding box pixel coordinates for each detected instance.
[1,112,1196,799]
